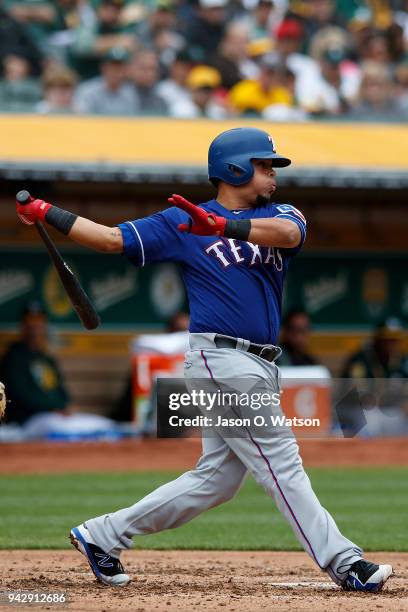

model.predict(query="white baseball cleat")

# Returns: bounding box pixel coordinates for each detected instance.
[70,524,130,586]
[343,559,393,592]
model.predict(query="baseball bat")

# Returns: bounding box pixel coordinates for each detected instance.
[16,190,101,330]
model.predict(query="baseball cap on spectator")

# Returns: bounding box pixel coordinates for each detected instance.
[348,7,372,32]
[276,18,303,40]
[187,65,221,89]
[199,0,228,8]
[247,38,274,58]
[102,47,131,63]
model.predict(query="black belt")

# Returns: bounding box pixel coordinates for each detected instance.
[214,334,280,363]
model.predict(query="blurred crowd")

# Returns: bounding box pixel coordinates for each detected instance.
[0,0,408,119]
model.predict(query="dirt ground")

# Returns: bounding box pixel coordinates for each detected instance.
[1,437,408,474]
[1,550,407,612]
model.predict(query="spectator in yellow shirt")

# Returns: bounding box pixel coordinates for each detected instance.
[228,53,293,115]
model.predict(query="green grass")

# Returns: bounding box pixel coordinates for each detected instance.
[0,468,407,551]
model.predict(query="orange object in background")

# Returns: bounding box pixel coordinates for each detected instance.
[131,353,185,426]
[279,366,332,435]
[280,386,331,434]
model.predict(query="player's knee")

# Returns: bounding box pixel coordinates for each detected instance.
[210,471,246,504]
[217,482,241,503]
[190,466,245,505]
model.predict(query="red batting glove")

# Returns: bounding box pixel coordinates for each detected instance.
[16,197,52,226]
[168,194,226,236]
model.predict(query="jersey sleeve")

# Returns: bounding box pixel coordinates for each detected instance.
[118,207,186,266]
[272,203,307,256]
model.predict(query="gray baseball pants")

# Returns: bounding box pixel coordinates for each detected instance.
[85,333,362,585]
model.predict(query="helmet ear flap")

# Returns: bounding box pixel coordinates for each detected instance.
[227,163,244,178]
[226,161,253,184]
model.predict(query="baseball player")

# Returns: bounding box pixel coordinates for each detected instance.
[16,127,392,592]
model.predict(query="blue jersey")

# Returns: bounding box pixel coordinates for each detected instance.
[119,200,306,345]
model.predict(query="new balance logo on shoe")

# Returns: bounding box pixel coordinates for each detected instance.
[95,553,114,568]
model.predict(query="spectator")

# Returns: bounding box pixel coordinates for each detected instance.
[156,49,194,116]
[309,25,360,103]
[278,310,319,366]
[385,22,405,64]
[36,64,77,113]
[185,0,227,63]
[262,62,308,121]
[393,0,408,46]
[136,0,178,49]
[0,52,42,111]
[360,31,391,64]
[297,0,344,50]
[184,64,227,118]
[244,0,277,41]
[279,26,348,116]
[75,47,137,115]
[0,6,42,75]
[342,318,408,379]
[69,0,137,79]
[6,0,58,54]
[348,60,406,120]
[346,7,376,61]
[0,302,70,425]
[46,0,96,65]
[211,22,258,90]
[274,17,322,112]
[229,53,293,116]
[152,27,186,73]
[128,48,168,114]
[339,318,408,437]
[314,48,350,115]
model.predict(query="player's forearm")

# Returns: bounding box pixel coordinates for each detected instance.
[224,218,302,249]
[16,195,124,253]
[238,218,301,248]
[68,217,124,253]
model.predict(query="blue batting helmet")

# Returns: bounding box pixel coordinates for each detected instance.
[208,127,291,186]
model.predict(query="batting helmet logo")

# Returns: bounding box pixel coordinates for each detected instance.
[267,135,276,153]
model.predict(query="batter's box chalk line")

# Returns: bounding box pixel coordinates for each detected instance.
[268,581,337,590]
